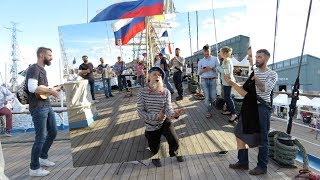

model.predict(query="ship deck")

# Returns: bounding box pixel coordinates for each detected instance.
[2,87,319,180]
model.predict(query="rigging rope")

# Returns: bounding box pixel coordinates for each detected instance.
[187,12,193,56]
[287,0,313,134]
[270,0,280,106]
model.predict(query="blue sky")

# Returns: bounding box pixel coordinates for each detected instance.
[1,0,319,86]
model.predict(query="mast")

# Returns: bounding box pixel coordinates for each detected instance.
[5,22,22,92]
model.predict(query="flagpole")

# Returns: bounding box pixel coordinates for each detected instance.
[212,0,219,56]
[145,16,150,80]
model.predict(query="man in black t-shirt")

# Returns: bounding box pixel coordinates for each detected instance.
[26,47,60,177]
[159,53,174,94]
[79,55,96,100]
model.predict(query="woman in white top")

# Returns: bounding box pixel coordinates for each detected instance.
[217,46,237,122]
[153,55,161,67]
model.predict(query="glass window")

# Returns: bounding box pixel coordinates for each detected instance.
[302,56,307,63]
[284,60,290,67]
[291,58,298,65]
[276,63,283,68]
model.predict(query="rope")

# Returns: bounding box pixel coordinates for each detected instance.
[268,131,309,170]
[270,0,280,107]
[187,12,193,56]
[286,0,313,134]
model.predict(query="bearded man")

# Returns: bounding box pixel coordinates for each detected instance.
[26,47,60,177]
[137,67,185,167]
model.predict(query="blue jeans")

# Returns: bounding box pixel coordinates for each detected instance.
[138,75,145,88]
[201,79,217,113]
[88,79,95,100]
[173,71,183,98]
[223,85,236,114]
[30,106,57,170]
[238,104,271,170]
[164,71,174,93]
[117,75,127,91]
[102,78,112,97]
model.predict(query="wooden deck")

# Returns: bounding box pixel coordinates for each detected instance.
[1,87,320,179]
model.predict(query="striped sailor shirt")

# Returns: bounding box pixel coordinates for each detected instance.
[254,68,278,103]
[137,86,175,131]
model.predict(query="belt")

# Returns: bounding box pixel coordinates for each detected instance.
[202,77,217,80]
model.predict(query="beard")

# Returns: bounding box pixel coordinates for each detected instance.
[150,80,163,92]
[256,62,264,68]
[44,57,51,66]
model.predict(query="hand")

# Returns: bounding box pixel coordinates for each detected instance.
[224,75,234,86]
[173,108,184,119]
[50,89,60,98]
[159,109,165,122]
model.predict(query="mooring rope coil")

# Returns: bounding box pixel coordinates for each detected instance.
[268,131,309,170]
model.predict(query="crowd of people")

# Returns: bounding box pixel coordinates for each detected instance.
[0,44,280,177]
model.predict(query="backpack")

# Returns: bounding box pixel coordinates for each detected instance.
[16,79,29,105]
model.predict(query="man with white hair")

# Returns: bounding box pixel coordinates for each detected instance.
[0,84,13,137]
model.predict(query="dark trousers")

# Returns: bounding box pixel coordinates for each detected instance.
[88,79,95,100]
[145,119,179,157]
[173,71,183,98]
[238,104,271,170]
[223,85,236,114]
[117,75,127,91]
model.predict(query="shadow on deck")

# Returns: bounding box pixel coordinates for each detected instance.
[2,87,319,179]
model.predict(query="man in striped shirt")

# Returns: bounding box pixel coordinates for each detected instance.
[249,49,278,175]
[228,49,277,175]
[137,67,184,167]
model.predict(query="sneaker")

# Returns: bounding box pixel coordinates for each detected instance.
[29,168,50,177]
[249,166,267,175]
[39,158,55,167]
[151,159,162,167]
[4,133,12,137]
[110,94,114,97]
[229,162,249,170]
[229,114,238,122]
[106,96,109,98]
[176,156,184,162]
[176,96,183,101]
[222,111,231,115]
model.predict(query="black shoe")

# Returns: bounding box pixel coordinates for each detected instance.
[249,166,267,175]
[176,156,184,162]
[171,91,174,95]
[106,96,109,98]
[110,94,114,97]
[176,96,183,101]
[151,159,162,167]
[229,162,249,170]
[126,88,130,92]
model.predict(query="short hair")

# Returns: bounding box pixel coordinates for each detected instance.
[175,48,180,50]
[82,55,88,58]
[256,49,270,58]
[203,44,210,51]
[37,47,52,57]
[117,56,121,60]
[158,53,163,57]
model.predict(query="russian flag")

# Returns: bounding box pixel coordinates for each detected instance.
[91,0,164,22]
[112,17,146,46]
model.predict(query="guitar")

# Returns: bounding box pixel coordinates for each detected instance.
[35,85,64,100]
[81,69,90,76]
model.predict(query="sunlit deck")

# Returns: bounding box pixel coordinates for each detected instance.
[2,87,319,179]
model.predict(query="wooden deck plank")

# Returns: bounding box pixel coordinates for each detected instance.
[2,90,319,180]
